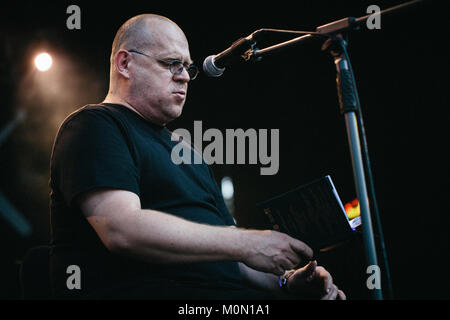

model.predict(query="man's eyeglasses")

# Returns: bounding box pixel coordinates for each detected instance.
[128,49,199,80]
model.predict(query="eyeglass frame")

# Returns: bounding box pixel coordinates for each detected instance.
[127,49,199,80]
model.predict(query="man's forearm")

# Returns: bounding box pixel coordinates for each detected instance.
[109,208,247,264]
[238,262,284,295]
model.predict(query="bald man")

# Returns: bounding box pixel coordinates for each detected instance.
[49,14,345,300]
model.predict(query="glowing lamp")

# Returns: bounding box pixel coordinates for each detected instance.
[34,53,53,71]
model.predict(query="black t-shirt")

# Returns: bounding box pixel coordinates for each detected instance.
[49,103,265,299]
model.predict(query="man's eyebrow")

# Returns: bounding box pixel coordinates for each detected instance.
[179,57,195,65]
[162,55,194,65]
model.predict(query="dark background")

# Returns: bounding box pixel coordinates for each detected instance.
[0,0,448,300]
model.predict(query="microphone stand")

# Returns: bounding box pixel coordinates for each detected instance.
[239,0,425,300]
[322,35,383,300]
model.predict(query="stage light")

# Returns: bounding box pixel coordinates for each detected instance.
[34,52,53,71]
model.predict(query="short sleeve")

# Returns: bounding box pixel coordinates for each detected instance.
[51,109,140,207]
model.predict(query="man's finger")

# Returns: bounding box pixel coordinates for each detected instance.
[286,260,317,293]
[289,239,313,260]
[285,251,301,268]
[321,284,338,300]
[301,260,317,282]
[318,267,333,294]
[279,258,296,273]
[329,285,338,300]
[337,290,346,300]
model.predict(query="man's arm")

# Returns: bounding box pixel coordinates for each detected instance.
[77,188,313,275]
[238,262,282,293]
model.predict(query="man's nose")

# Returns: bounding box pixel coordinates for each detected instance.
[173,67,190,83]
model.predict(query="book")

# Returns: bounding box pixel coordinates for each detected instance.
[257,175,360,252]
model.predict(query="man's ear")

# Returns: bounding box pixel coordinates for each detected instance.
[115,49,131,79]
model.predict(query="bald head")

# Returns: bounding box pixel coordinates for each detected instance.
[104,14,192,125]
[110,14,187,66]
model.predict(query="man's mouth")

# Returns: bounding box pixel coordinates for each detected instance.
[173,91,186,99]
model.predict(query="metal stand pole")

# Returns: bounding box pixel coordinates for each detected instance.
[324,36,382,299]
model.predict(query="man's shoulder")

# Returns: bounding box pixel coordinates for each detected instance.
[52,104,129,147]
[59,103,132,129]
[64,103,115,121]
[51,104,136,162]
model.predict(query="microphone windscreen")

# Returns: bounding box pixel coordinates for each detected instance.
[203,55,226,77]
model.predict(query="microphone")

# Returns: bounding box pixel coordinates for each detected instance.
[203,36,254,77]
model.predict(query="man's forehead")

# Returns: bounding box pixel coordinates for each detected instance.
[149,36,192,64]
[144,18,186,43]
[139,18,192,63]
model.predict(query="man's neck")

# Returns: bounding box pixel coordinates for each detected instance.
[103,94,146,119]
[102,94,167,127]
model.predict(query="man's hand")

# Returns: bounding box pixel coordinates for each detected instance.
[240,230,314,276]
[285,260,346,300]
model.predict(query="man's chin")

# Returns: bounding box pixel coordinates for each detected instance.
[164,105,184,121]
